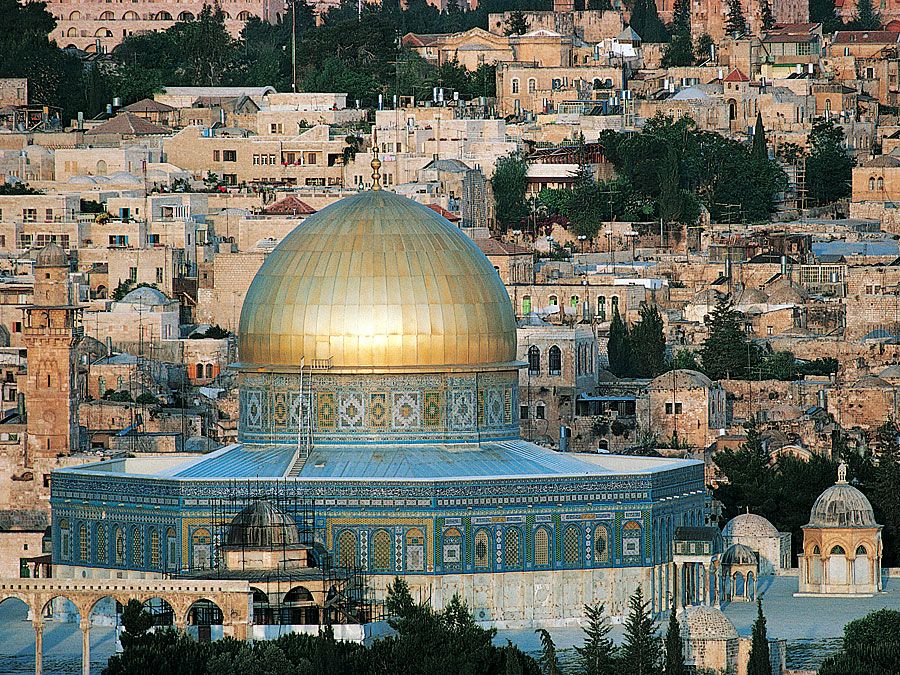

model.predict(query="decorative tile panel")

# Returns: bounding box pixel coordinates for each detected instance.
[392,392,421,429]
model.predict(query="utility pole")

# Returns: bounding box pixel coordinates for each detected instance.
[291,0,297,93]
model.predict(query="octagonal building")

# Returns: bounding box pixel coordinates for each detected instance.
[51,183,705,623]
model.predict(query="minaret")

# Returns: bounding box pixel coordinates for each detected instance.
[21,243,81,463]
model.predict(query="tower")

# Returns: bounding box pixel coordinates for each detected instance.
[22,243,81,463]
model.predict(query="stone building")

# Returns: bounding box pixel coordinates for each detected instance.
[645,369,727,449]
[83,286,180,347]
[723,512,791,574]
[516,315,598,448]
[680,605,786,675]
[797,462,883,597]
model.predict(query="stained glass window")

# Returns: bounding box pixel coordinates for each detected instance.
[534,527,550,566]
[406,528,425,572]
[166,528,177,570]
[132,527,143,567]
[564,525,580,565]
[474,529,490,569]
[59,519,70,561]
[338,530,357,568]
[372,530,391,571]
[505,529,521,568]
[594,527,609,563]
[96,524,106,563]
[115,526,124,565]
[79,524,88,562]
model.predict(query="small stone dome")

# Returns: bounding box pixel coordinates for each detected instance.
[723,513,778,539]
[809,482,878,528]
[648,369,713,390]
[35,242,67,267]
[879,364,900,379]
[679,606,739,641]
[721,543,759,566]
[737,287,769,305]
[226,500,300,548]
[119,286,169,306]
[766,282,808,305]
[850,375,892,389]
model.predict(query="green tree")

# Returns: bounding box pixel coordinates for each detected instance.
[759,0,776,30]
[671,349,700,371]
[663,610,687,675]
[588,0,613,9]
[850,0,881,28]
[576,603,617,675]
[806,117,854,206]
[747,599,771,675]
[662,0,693,66]
[631,304,667,378]
[725,0,747,35]
[700,293,752,380]
[536,629,562,675]
[607,305,633,377]
[810,0,843,32]
[751,112,768,163]
[695,33,714,62]
[714,419,776,520]
[620,587,662,675]
[629,0,669,43]
[492,153,529,230]
[504,10,529,35]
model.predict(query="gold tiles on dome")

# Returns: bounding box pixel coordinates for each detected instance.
[238,190,518,371]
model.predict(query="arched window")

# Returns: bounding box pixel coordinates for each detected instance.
[563,525,580,565]
[594,527,609,563]
[59,519,71,561]
[870,177,876,191]
[549,295,558,306]
[623,520,642,558]
[69,10,81,19]
[205,363,214,379]
[237,10,252,20]
[474,529,491,570]
[570,295,579,307]
[405,528,425,572]
[115,526,125,565]
[337,530,357,568]
[96,523,107,563]
[856,544,867,555]
[548,346,562,376]
[511,78,520,94]
[123,10,138,19]
[812,545,820,555]
[528,345,540,375]
[67,27,77,36]
[534,527,550,567]
[505,528,521,568]
[830,545,846,555]
[597,296,606,319]
[878,177,884,190]
[528,78,536,93]
[150,528,160,568]
[551,78,562,90]
[611,295,619,310]
[96,159,108,176]
[132,527,143,567]
[155,10,173,20]
[99,10,115,19]
[178,11,194,20]
[195,363,204,379]
[79,524,89,561]
[372,529,391,572]
[522,295,532,314]
[166,527,177,570]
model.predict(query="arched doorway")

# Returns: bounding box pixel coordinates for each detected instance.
[0,597,34,672]
[281,586,317,625]
[186,599,223,643]
[141,598,175,627]
[250,588,273,625]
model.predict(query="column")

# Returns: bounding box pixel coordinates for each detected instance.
[81,618,90,675]
[33,619,43,675]
[700,564,706,606]
[673,563,679,609]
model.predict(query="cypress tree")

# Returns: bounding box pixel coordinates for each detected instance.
[663,610,687,675]
[620,587,662,675]
[607,305,633,377]
[759,0,776,30]
[747,599,772,675]
[576,603,617,675]
[662,0,694,66]
[725,0,747,36]
[630,0,669,43]
[536,629,562,675]
[853,0,881,29]
[751,112,768,163]
[699,293,751,380]
[631,303,667,378]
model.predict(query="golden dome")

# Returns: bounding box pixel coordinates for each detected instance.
[238,190,517,371]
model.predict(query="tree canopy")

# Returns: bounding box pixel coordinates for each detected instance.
[805,117,854,206]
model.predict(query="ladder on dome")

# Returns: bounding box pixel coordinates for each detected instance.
[287,357,331,477]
